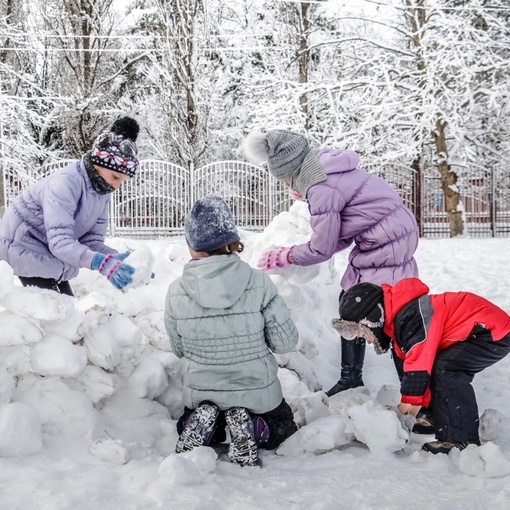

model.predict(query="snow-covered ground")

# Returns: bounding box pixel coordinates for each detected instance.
[0,202,509,510]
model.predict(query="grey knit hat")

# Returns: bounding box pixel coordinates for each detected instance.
[243,130,327,196]
[185,195,240,253]
[243,130,309,180]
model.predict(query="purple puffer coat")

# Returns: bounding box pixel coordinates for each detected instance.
[290,148,419,290]
[0,158,116,282]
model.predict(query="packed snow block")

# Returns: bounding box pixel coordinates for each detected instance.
[347,400,408,454]
[83,313,142,375]
[0,286,74,321]
[0,368,15,404]
[277,414,353,456]
[40,308,86,343]
[0,346,31,377]
[133,312,172,351]
[90,438,130,465]
[159,454,203,486]
[455,442,510,478]
[129,357,168,400]
[13,373,101,439]
[122,245,155,291]
[30,335,88,378]
[0,310,43,347]
[375,384,401,408]
[0,402,43,457]
[275,351,321,392]
[0,260,15,300]
[65,365,118,404]
[479,408,506,443]
[327,386,372,417]
[289,391,331,428]
[76,292,115,316]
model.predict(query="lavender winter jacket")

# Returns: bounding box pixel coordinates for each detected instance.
[291,149,419,290]
[0,158,116,281]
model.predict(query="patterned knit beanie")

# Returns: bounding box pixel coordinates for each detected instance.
[185,195,240,253]
[90,117,140,177]
[332,283,391,354]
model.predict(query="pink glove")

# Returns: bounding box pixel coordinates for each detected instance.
[289,188,304,201]
[257,246,293,271]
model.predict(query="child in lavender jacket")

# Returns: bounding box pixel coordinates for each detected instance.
[0,117,140,295]
[243,130,419,396]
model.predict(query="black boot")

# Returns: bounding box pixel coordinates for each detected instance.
[326,337,366,397]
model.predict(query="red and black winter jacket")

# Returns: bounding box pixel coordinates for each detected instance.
[381,278,510,407]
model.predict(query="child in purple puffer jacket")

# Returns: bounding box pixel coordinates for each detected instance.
[243,130,419,397]
[0,117,141,295]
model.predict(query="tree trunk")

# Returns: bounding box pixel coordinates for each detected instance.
[433,119,464,236]
[297,2,310,129]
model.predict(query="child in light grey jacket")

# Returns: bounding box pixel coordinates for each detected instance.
[164,195,299,466]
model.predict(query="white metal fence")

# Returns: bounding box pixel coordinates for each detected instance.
[2,159,509,238]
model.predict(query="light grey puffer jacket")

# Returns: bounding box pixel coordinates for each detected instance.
[164,254,298,414]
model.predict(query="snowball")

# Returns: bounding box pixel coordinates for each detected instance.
[0,345,31,376]
[158,454,204,486]
[347,400,408,454]
[14,374,100,438]
[178,446,218,475]
[0,261,15,300]
[456,442,510,478]
[133,312,172,351]
[41,309,86,342]
[0,310,43,346]
[122,245,155,291]
[0,369,15,404]
[90,438,130,465]
[479,408,506,443]
[129,357,168,400]
[290,391,331,428]
[0,402,43,457]
[83,313,142,375]
[0,286,74,321]
[66,365,118,404]
[30,335,87,377]
[375,384,401,408]
[277,414,353,456]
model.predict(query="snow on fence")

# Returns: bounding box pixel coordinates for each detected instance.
[2,159,509,238]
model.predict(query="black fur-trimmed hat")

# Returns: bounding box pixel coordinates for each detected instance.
[90,117,140,177]
[331,283,391,354]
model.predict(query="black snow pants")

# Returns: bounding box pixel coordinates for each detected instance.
[431,328,510,444]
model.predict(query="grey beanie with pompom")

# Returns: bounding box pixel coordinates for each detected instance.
[243,130,310,181]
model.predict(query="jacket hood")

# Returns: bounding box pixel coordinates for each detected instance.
[180,254,252,309]
[317,148,360,175]
[381,278,430,337]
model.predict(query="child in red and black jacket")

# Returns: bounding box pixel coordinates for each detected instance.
[331,277,510,455]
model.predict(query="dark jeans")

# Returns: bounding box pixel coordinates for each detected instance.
[177,399,297,450]
[18,276,74,297]
[431,330,510,444]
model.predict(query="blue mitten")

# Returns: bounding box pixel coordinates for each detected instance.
[91,253,135,290]
[112,251,131,261]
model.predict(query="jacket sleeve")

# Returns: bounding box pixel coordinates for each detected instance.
[290,185,348,266]
[261,274,299,353]
[42,176,91,267]
[164,284,183,358]
[78,201,116,255]
[397,296,443,406]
